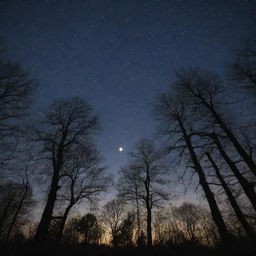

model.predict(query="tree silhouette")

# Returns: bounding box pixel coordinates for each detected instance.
[34,96,99,242]
[117,165,142,240]
[172,202,201,243]
[175,68,256,177]
[155,93,230,244]
[0,39,36,167]
[102,199,125,247]
[118,139,170,247]
[76,213,102,245]
[114,212,135,247]
[205,151,256,242]
[0,178,34,240]
[54,145,109,242]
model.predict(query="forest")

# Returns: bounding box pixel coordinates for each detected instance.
[0,35,256,256]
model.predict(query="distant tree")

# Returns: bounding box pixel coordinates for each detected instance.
[172,202,201,243]
[76,213,102,245]
[48,218,62,241]
[5,169,34,241]
[136,230,147,247]
[62,217,80,244]
[0,177,34,240]
[114,212,135,247]
[152,204,219,247]
[117,165,142,240]
[34,96,99,242]
[198,208,219,246]
[118,139,170,247]
[153,207,186,246]
[102,199,125,247]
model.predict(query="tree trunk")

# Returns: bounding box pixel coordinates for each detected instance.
[34,168,60,242]
[179,120,230,244]
[56,203,74,243]
[135,191,141,237]
[34,139,66,243]
[213,134,256,212]
[206,152,256,242]
[146,205,152,247]
[145,165,152,247]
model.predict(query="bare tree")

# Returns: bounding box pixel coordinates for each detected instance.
[153,204,218,247]
[118,139,170,247]
[0,178,34,240]
[5,168,34,241]
[76,213,102,245]
[117,165,142,240]
[191,129,256,214]
[33,96,99,242]
[210,133,256,212]
[62,217,80,244]
[155,94,230,243]
[114,212,135,247]
[54,145,109,242]
[172,202,201,243]
[101,199,125,247]
[0,39,36,167]
[174,68,256,177]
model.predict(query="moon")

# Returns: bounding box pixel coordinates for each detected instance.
[118,146,124,152]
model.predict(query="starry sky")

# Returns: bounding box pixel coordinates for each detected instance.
[0,0,256,180]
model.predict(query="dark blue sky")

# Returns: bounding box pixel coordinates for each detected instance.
[1,0,256,178]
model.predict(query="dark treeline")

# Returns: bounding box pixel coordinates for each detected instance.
[0,37,256,255]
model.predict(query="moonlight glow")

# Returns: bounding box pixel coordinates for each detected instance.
[118,146,124,152]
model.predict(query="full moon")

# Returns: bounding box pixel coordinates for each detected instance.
[118,146,124,152]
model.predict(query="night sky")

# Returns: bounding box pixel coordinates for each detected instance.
[1,0,256,180]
